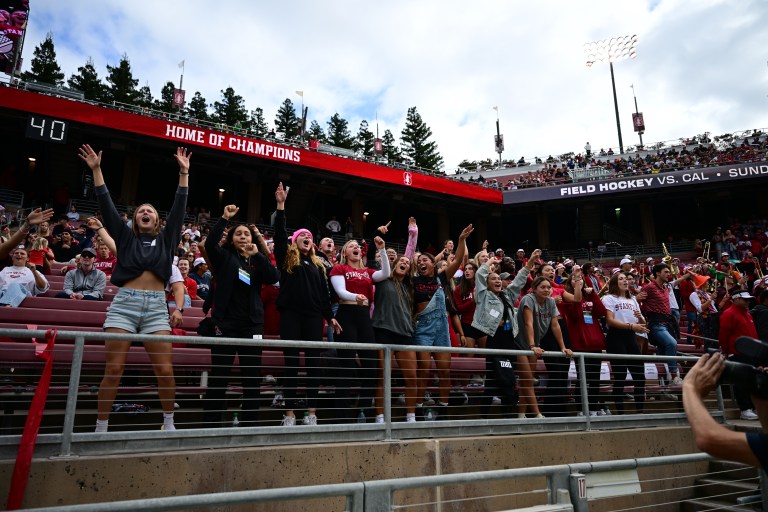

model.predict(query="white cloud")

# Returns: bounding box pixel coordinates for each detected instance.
[23,0,768,168]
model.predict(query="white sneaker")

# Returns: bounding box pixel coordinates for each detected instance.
[271,394,285,408]
[263,374,277,385]
[740,409,759,420]
[597,409,608,416]
[589,411,598,417]
[281,415,296,426]
[492,396,502,405]
[375,414,385,424]
[405,414,417,423]
[670,376,684,386]
[302,414,317,426]
[397,393,406,405]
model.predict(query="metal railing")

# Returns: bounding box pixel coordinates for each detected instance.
[0,327,720,460]
[19,452,743,512]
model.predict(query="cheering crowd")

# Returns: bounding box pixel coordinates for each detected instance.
[1,143,768,430]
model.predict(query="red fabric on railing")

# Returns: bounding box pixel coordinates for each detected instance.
[6,329,56,510]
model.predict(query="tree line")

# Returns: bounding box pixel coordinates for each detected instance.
[20,33,445,171]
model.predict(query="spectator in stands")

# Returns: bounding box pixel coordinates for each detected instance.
[51,230,79,263]
[184,224,201,242]
[37,220,52,245]
[273,183,340,426]
[561,273,607,416]
[79,144,190,433]
[752,290,768,341]
[189,257,211,300]
[372,218,419,423]
[434,239,454,262]
[51,215,71,239]
[642,263,684,386]
[719,290,760,420]
[584,142,591,157]
[683,352,768,469]
[325,215,341,235]
[411,224,473,415]
[0,247,49,306]
[518,276,573,417]
[27,233,53,273]
[91,238,117,277]
[345,216,354,240]
[175,258,197,303]
[66,204,80,222]
[55,247,106,300]
[330,236,390,422]
[473,252,537,417]
[454,261,486,352]
[201,203,279,427]
[197,208,210,225]
[602,273,648,414]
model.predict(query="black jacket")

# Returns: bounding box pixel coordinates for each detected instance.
[204,217,280,326]
[751,304,768,342]
[273,210,333,321]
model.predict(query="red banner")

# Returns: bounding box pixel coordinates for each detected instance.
[0,87,502,203]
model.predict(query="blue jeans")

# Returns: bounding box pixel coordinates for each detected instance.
[649,323,680,376]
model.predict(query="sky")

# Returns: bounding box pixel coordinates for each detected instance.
[18,0,768,171]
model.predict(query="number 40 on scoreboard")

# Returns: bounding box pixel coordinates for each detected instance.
[25,114,69,144]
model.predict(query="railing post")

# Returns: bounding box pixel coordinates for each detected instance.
[383,346,392,441]
[59,334,85,457]
[569,473,588,512]
[576,355,591,430]
[549,469,570,505]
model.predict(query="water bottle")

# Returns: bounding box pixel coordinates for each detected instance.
[425,408,434,421]
[357,409,366,423]
[303,411,309,424]
[232,412,240,427]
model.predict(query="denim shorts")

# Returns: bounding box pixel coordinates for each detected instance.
[104,288,170,334]
[413,309,450,348]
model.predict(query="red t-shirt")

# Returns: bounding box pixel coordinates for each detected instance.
[719,305,757,355]
[94,256,117,276]
[330,264,376,301]
[560,290,607,351]
[641,280,670,316]
[679,278,696,312]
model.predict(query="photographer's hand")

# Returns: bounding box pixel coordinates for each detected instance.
[684,352,725,398]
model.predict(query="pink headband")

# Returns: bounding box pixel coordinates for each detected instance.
[291,229,313,246]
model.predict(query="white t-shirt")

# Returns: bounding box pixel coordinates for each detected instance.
[0,265,49,295]
[601,294,642,324]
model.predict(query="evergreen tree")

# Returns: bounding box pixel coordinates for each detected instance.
[152,81,176,113]
[249,107,269,136]
[21,32,64,86]
[67,57,107,101]
[400,107,444,170]
[185,91,209,121]
[212,86,249,128]
[274,98,299,138]
[355,120,375,156]
[137,83,153,109]
[326,113,353,149]
[105,54,140,105]
[306,120,327,143]
[381,129,401,163]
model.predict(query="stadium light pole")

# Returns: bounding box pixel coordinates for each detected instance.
[493,106,503,167]
[585,35,638,155]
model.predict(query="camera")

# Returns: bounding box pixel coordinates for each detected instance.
[709,336,768,398]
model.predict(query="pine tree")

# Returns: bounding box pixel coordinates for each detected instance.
[307,120,327,143]
[136,83,153,109]
[67,57,107,101]
[105,54,140,105]
[382,129,401,163]
[186,91,209,121]
[152,81,176,113]
[21,32,64,86]
[400,107,444,170]
[355,120,375,156]
[250,107,269,136]
[326,113,353,149]
[212,86,249,128]
[274,98,299,138]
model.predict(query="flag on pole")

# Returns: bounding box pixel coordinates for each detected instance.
[178,60,185,69]
[295,90,304,97]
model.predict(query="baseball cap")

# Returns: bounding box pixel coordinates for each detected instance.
[80,247,97,257]
[732,291,754,300]
[499,272,511,280]
[620,257,632,266]
[721,252,729,257]
[193,257,207,268]
[645,257,654,263]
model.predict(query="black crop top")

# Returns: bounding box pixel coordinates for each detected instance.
[96,184,187,286]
